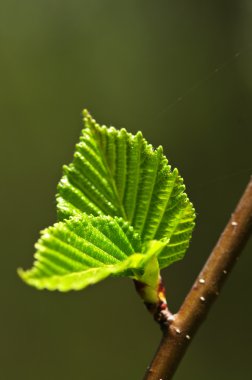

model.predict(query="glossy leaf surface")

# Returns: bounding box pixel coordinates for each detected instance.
[19,110,195,293]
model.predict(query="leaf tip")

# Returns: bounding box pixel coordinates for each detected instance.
[82,108,97,129]
[17,267,30,284]
[82,108,90,118]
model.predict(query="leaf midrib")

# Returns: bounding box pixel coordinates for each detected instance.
[93,126,128,221]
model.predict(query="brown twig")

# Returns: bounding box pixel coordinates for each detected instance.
[143,177,252,380]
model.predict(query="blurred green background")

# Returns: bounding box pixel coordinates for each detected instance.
[1,0,252,379]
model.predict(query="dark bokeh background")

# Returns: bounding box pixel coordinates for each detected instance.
[1,1,252,379]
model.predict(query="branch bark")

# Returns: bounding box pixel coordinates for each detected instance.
[143,177,252,380]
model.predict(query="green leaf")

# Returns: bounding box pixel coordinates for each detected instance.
[19,110,195,298]
[18,215,166,301]
[56,110,195,268]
